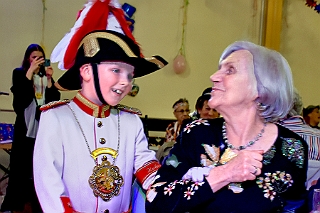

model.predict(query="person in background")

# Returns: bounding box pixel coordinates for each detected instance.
[278,89,320,190]
[190,87,220,120]
[158,99,190,163]
[164,98,190,142]
[146,41,308,213]
[303,105,320,129]
[1,44,60,213]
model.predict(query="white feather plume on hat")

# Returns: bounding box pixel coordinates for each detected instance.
[50,0,128,70]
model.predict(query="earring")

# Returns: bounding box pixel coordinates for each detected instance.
[256,102,267,111]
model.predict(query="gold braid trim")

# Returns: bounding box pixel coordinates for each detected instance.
[79,32,138,58]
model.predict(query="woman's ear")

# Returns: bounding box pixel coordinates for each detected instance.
[79,64,92,82]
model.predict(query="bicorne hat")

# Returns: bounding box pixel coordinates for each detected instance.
[51,0,167,91]
[55,30,167,90]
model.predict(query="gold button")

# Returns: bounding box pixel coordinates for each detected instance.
[97,121,103,127]
[99,138,106,144]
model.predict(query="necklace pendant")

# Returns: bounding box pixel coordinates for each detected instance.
[228,183,243,193]
[89,160,124,201]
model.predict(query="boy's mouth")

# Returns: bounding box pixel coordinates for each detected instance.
[112,89,123,95]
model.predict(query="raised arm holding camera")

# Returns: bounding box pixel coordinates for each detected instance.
[1,44,60,213]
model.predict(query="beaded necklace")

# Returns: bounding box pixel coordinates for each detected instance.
[222,121,266,151]
[221,121,266,193]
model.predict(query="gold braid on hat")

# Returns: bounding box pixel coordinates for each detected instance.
[79,32,138,58]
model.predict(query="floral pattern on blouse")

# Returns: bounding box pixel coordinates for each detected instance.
[262,145,276,165]
[281,137,305,168]
[183,119,210,133]
[256,171,293,201]
[147,178,205,202]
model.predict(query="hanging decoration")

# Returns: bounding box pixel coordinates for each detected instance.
[128,80,140,97]
[41,0,47,49]
[173,0,189,74]
[122,2,139,97]
[305,0,320,13]
[122,3,136,32]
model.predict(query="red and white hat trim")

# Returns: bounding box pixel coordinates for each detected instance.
[51,0,137,71]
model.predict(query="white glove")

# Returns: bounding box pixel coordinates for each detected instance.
[182,166,214,182]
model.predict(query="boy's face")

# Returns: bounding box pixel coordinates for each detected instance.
[98,61,134,106]
[82,61,134,106]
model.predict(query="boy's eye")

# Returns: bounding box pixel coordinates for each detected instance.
[112,68,120,73]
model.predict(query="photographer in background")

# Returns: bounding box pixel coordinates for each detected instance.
[1,44,60,213]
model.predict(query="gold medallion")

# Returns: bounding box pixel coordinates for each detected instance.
[35,92,43,99]
[89,159,124,201]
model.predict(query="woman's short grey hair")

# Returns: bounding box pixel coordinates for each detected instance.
[219,41,294,122]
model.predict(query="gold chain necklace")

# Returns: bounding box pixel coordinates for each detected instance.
[68,104,124,201]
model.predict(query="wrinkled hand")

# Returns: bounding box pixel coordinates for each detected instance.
[182,166,214,182]
[223,150,263,183]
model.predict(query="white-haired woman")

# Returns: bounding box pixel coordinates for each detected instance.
[146,41,308,213]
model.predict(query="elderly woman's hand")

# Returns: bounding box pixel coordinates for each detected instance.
[225,150,263,182]
[206,150,263,192]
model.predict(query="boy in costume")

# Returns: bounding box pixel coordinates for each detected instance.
[33,1,167,212]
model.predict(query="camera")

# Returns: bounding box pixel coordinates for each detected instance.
[38,66,46,77]
[44,59,51,67]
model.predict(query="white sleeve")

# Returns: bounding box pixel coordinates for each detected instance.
[133,116,160,190]
[33,109,66,212]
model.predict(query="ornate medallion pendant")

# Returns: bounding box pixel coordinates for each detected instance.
[89,160,124,201]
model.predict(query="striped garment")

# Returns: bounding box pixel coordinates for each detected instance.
[278,115,320,161]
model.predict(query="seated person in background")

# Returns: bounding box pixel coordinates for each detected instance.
[165,98,190,142]
[303,105,320,129]
[278,89,320,190]
[146,41,308,213]
[158,99,190,164]
[190,87,220,120]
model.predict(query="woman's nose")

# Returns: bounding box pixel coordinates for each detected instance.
[210,71,221,83]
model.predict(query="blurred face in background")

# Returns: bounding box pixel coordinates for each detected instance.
[198,100,220,119]
[173,103,190,124]
[28,51,44,65]
[308,108,320,126]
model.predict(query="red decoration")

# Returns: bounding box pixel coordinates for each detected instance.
[305,0,320,13]
[64,0,139,70]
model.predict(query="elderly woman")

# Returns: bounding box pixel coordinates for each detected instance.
[165,98,190,142]
[146,41,308,213]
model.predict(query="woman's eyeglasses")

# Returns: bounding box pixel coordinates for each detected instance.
[175,109,190,113]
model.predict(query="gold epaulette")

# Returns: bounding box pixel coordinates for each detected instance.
[40,99,70,111]
[115,104,142,115]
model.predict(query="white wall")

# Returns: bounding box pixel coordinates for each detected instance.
[281,0,320,107]
[0,0,319,122]
[0,0,263,121]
